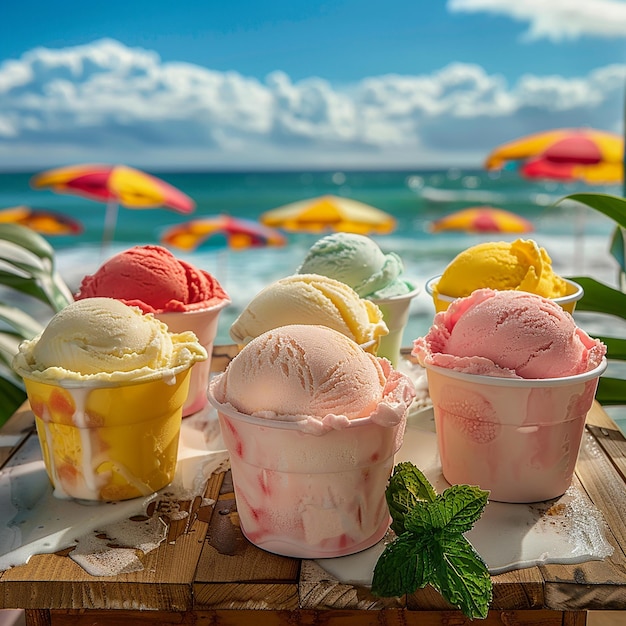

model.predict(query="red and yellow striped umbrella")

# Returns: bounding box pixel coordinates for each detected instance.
[260,195,396,235]
[31,164,195,246]
[161,215,287,252]
[429,206,534,234]
[485,127,624,185]
[0,206,83,236]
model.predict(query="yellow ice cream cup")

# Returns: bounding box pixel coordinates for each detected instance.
[21,364,192,501]
[425,275,584,314]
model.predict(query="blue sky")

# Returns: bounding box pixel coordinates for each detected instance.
[1,0,625,170]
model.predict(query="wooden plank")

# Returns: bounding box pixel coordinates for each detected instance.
[586,403,626,484]
[299,560,404,610]
[23,610,50,626]
[539,428,626,611]
[210,345,239,373]
[43,608,571,626]
[1,468,227,612]
[194,470,300,609]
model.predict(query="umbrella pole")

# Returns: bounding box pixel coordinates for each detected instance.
[102,200,119,255]
[573,204,585,273]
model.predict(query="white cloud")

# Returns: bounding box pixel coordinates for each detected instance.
[448,0,626,41]
[0,39,624,169]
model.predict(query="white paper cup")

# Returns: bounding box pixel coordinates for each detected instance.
[157,299,230,416]
[208,376,407,558]
[425,276,584,314]
[425,358,607,503]
[371,283,421,366]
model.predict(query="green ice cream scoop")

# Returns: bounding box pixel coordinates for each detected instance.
[297,232,411,299]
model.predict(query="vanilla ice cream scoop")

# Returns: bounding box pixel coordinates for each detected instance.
[14,297,207,383]
[229,274,388,351]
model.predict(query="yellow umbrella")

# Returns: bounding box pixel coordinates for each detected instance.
[429,206,534,234]
[260,195,396,235]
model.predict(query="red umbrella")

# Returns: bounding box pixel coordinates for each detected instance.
[161,215,287,251]
[31,164,195,247]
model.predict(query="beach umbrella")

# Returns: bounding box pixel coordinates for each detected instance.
[30,164,195,248]
[485,127,623,169]
[519,158,623,185]
[429,206,534,234]
[260,194,396,235]
[0,206,83,236]
[484,127,624,185]
[161,214,287,251]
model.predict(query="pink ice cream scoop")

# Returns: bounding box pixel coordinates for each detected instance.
[76,245,228,313]
[215,324,416,435]
[413,288,606,379]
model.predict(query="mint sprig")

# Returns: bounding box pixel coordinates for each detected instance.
[372,462,492,620]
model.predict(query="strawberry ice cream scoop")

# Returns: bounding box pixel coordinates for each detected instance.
[413,288,606,379]
[212,324,416,435]
[76,245,228,313]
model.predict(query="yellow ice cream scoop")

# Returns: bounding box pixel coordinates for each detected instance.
[434,239,569,300]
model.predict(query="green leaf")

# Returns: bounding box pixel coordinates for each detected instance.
[566,276,626,320]
[49,272,75,311]
[0,303,43,338]
[405,485,489,536]
[430,535,493,621]
[385,462,437,534]
[596,377,626,405]
[0,270,53,305]
[594,336,626,360]
[558,193,626,229]
[609,226,626,272]
[371,532,432,597]
[0,223,55,263]
[0,223,73,312]
[0,374,27,427]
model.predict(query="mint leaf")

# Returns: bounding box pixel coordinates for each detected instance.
[373,462,492,620]
[430,535,493,620]
[385,462,437,534]
[405,485,489,536]
[371,532,432,597]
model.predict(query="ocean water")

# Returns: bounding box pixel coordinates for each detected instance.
[2,168,625,425]
[1,168,622,339]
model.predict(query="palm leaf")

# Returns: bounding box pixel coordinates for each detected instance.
[559,193,626,229]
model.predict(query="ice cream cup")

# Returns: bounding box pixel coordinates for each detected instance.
[425,358,607,503]
[370,282,421,366]
[157,299,230,417]
[21,364,193,501]
[425,275,584,314]
[208,379,407,559]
